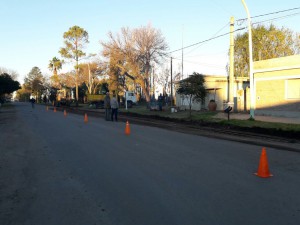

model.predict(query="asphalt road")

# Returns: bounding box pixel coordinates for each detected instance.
[1,102,300,225]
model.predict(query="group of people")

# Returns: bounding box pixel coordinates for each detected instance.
[104,92,119,121]
[157,93,170,111]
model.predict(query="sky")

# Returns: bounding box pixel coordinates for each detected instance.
[1,0,300,84]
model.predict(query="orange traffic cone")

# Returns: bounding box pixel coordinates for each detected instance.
[84,113,88,123]
[255,148,273,178]
[125,121,130,135]
[54,107,57,112]
[64,109,67,117]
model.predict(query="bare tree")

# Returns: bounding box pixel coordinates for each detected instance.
[101,24,168,102]
[0,67,19,80]
[156,64,181,97]
[101,27,134,94]
[156,68,170,96]
[132,24,168,101]
[78,61,107,94]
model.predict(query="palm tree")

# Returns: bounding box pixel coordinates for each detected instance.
[48,57,63,89]
[48,57,63,76]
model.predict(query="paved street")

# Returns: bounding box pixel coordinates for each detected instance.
[1,102,300,225]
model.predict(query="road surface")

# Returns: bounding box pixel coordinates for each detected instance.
[1,102,300,225]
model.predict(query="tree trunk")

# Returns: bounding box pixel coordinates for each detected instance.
[189,95,192,118]
[75,60,79,106]
[144,63,151,102]
[54,68,57,76]
[140,79,150,102]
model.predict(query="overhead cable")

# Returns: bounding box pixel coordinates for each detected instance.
[169,7,300,54]
[237,6,300,22]
[168,27,247,54]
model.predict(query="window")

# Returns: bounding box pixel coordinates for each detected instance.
[286,79,300,99]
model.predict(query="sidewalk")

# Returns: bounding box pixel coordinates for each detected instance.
[214,111,300,125]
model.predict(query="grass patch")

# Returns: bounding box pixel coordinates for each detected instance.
[77,103,299,134]
[121,104,300,133]
[121,105,218,120]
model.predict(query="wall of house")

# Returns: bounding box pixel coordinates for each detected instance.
[256,79,285,108]
[175,75,249,111]
[175,55,300,113]
[254,54,300,111]
[175,76,229,111]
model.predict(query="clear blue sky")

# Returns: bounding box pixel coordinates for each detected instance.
[1,0,299,84]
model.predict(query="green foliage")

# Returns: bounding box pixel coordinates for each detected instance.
[0,73,20,95]
[234,24,300,77]
[96,82,109,95]
[49,88,57,102]
[177,72,206,102]
[78,83,87,100]
[59,25,89,102]
[16,85,31,102]
[59,25,89,62]
[48,57,63,75]
[176,72,206,117]
[24,67,44,91]
[124,105,300,133]
[23,67,45,102]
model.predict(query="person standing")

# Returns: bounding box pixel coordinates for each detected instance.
[110,94,119,122]
[104,92,111,121]
[158,93,163,111]
[30,97,36,108]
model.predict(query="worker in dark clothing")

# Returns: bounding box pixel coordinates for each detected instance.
[104,92,111,121]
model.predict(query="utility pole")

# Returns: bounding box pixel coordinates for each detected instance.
[88,63,91,94]
[171,57,173,107]
[149,67,152,99]
[182,25,184,80]
[229,16,235,104]
[242,0,255,119]
[152,65,155,97]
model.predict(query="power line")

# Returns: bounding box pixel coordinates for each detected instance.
[168,27,247,54]
[252,12,300,26]
[236,6,300,22]
[171,56,226,69]
[169,7,300,55]
[184,22,230,56]
[184,51,227,59]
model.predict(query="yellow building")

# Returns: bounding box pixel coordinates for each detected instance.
[175,75,248,111]
[175,55,300,113]
[254,54,300,111]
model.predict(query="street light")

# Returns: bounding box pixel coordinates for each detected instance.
[241,0,255,119]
